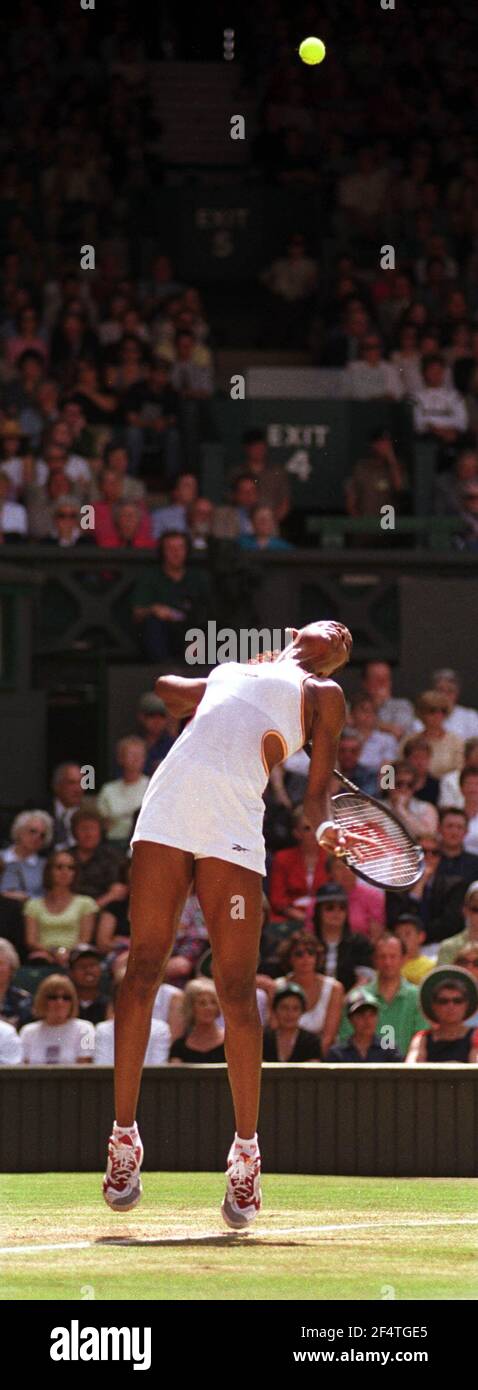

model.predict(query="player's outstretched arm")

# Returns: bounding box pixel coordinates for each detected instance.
[302,682,346,834]
[154,674,207,717]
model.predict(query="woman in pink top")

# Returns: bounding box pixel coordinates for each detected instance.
[327,855,385,941]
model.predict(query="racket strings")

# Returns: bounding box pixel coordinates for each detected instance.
[331,793,423,888]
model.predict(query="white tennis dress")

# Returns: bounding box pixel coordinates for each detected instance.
[131,659,309,875]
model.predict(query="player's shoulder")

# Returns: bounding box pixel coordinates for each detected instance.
[307,676,347,711]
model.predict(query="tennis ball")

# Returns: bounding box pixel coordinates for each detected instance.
[298,36,326,65]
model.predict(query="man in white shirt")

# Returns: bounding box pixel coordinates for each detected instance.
[413,355,468,438]
[0,470,28,536]
[0,1019,21,1064]
[431,669,478,740]
[344,337,404,400]
[95,1015,170,1065]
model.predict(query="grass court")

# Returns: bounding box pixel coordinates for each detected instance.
[1,1173,477,1300]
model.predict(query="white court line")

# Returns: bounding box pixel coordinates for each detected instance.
[2,1215,478,1255]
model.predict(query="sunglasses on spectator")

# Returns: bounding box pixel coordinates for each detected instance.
[292,946,317,957]
[46,993,72,1002]
[396,779,414,788]
[322,901,346,909]
[434,994,467,1006]
[423,847,440,855]
[57,510,77,519]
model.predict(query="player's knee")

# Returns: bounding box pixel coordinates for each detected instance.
[217,974,257,1021]
[125,946,166,992]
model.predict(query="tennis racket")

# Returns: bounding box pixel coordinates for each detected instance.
[303,745,425,890]
[330,771,425,890]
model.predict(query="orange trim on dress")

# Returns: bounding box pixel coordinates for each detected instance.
[261,729,288,776]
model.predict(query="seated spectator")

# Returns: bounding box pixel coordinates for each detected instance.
[25,459,85,540]
[35,436,91,498]
[344,430,408,522]
[394,913,436,984]
[327,856,385,941]
[383,761,438,837]
[150,975,193,1042]
[24,850,98,960]
[406,690,464,778]
[97,858,131,954]
[431,667,478,740]
[401,734,439,804]
[433,447,478,516]
[70,357,118,428]
[334,727,379,797]
[326,988,403,1062]
[240,429,291,526]
[0,1019,21,1063]
[439,738,478,808]
[273,931,343,1056]
[69,808,124,907]
[151,472,198,541]
[94,498,155,550]
[437,880,478,964]
[189,498,215,552]
[97,736,149,847]
[263,984,323,1062]
[388,833,468,948]
[51,762,84,848]
[238,504,293,552]
[337,935,427,1056]
[412,353,468,442]
[452,479,478,551]
[452,944,478,1026]
[343,337,404,400]
[19,974,95,1063]
[259,232,318,348]
[390,323,423,397]
[45,494,93,547]
[211,474,257,541]
[435,808,478,884]
[268,805,328,925]
[0,938,32,1028]
[337,145,390,236]
[136,691,176,777]
[320,296,370,368]
[169,979,226,1064]
[0,469,28,539]
[90,444,145,502]
[313,884,373,992]
[0,895,27,961]
[95,980,170,1064]
[68,944,110,1024]
[406,966,478,1062]
[348,693,398,775]
[361,660,415,740]
[460,769,478,852]
[0,811,52,898]
[122,357,181,483]
[132,530,212,662]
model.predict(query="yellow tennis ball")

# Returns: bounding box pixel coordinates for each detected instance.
[298,36,326,65]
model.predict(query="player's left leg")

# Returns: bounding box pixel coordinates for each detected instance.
[194,858,264,1229]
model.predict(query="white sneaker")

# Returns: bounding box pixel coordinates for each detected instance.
[221,1141,262,1230]
[103,1130,144,1212]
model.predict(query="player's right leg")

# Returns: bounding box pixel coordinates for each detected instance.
[103,841,193,1212]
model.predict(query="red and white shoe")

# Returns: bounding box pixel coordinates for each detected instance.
[221,1141,262,1230]
[103,1130,144,1212]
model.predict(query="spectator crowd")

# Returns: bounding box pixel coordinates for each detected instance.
[1,658,478,1068]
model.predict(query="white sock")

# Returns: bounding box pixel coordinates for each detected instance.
[234,1132,259,1153]
[113,1120,139,1138]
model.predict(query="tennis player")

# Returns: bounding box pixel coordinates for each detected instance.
[103,620,370,1227]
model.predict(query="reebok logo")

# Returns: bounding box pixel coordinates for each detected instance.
[232,844,249,851]
[50,1321,151,1371]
